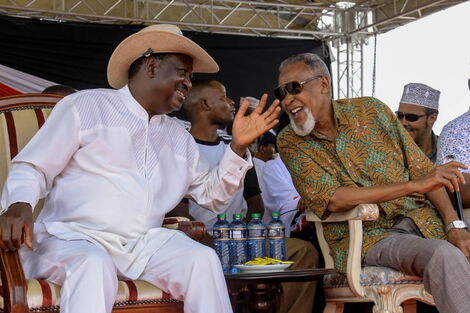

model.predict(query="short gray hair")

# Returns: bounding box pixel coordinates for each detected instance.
[279,53,331,84]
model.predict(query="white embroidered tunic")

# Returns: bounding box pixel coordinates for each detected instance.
[1,85,251,279]
[188,138,247,232]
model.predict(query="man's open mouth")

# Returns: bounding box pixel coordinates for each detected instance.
[175,89,186,100]
[290,106,303,117]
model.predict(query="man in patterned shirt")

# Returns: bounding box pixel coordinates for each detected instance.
[437,78,470,207]
[275,52,470,313]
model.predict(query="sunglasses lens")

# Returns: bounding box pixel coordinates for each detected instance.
[274,81,304,100]
[396,111,422,122]
[285,81,302,95]
[274,87,286,100]
[406,114,420,122]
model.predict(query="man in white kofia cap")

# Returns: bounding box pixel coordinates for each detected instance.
[0,24,280,313]
[397,82,440,163]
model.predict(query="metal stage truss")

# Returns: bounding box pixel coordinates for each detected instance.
[0,0,465,98]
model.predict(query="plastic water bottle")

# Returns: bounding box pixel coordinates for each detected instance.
[247,213,267,260]
[268,212,286,260]
[229,213,248,270]
[213,213,231,273]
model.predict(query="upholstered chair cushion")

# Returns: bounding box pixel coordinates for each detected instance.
[324,266,423,288]
[0,279,180,310]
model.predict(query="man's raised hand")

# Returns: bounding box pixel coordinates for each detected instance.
[230,94,280,157]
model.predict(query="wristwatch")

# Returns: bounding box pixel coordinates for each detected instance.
[445,220,468,233]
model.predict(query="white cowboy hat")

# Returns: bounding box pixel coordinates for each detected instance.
[107,24,219,89]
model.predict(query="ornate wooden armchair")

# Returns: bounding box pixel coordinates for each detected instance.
[306,204,435,313]
[0,94,205,313]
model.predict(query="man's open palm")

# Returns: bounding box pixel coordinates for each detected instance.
[231,94,280,150]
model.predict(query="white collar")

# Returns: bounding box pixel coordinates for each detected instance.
[118,85,162,123]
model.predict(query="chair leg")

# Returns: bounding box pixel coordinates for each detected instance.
[323,302,344,313]
[402,300,417,313]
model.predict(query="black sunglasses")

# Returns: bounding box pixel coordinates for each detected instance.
[395,111,429,122]
[274,75,323,101]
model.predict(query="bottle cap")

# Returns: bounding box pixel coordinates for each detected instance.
[271,212,280,217]
[217,213,227,219]
[250,213,262,218]
[233,213,242,219]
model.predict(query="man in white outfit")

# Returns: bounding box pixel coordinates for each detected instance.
[0,24,280,313]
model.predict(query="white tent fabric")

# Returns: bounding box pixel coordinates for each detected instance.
[0,64,56,94]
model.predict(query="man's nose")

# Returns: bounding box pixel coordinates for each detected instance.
[282,93,294,110]
[184,74,192,90]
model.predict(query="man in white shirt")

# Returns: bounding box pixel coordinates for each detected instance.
[253,131,277,191]
[262,156,301,237]
[184,79,318,313]
[183,79,265,230]
[262,155,319,313]
[0,24,280,313]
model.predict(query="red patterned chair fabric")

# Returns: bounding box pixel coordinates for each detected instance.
[0,272,182,312]
[0,94,206,313]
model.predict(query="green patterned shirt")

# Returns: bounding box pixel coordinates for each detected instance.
[278,97,445,273]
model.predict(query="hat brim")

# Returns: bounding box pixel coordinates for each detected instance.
[107,30,219,89]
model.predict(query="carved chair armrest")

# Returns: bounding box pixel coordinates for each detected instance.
[306,203,379,223]
[306,204,380,298]
[162,217,207,242]
[177,221,206,242]
[0,249,29,313]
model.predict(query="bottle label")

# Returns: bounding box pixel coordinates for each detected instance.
[231,228,247,240]
[268,226,285,239]
[213,227,230,240]
[248,227,266,239]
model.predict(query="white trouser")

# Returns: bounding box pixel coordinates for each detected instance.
[20,231,233,313]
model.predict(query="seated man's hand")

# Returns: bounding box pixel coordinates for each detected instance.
[230,94,280,156]
[447,228,470,262]
[0,202,33,250]
[413,161,468,194]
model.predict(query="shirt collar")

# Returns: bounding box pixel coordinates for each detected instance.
[309,100,348,141]
[118,85,162,123]
[332,99,351,127]
[119,85,149,120]
[428,132,438,163]
[193,136,226,146]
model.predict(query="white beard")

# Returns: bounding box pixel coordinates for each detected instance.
[289,107,316,136]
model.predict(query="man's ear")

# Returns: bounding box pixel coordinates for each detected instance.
[428,112,438,125]
[201,98,211,111]
[320,76,330,95]
[146,56,161,78]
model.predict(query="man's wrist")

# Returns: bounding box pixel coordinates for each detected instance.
[405,180,418,194]
[230,142,247,158]
[445,220,468,233]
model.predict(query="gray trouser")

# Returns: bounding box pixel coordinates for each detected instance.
[363,218,470,313]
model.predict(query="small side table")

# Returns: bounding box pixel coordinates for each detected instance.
[225,268,336,313]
